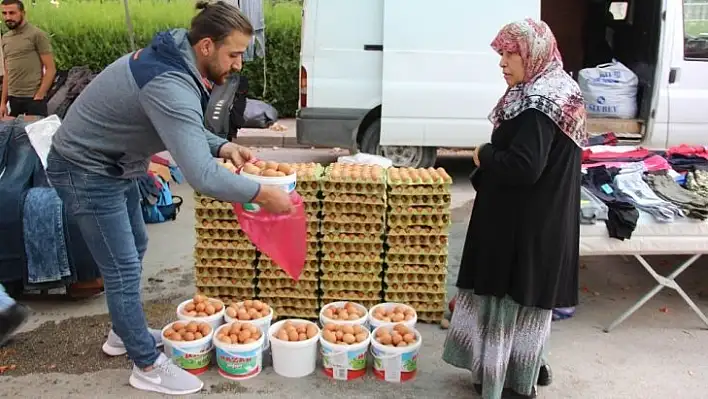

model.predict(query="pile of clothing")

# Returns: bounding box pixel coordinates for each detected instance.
[580,145,708,240]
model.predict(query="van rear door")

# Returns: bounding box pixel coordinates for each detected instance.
[665,0,708,147]
[379,0,541,148]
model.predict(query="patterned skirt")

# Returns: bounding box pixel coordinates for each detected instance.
[442,290,552,398]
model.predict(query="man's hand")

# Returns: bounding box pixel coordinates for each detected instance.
[33,93,46,101]
[218,142,254,167]
[0,104,7,119]
[252,185,294,214]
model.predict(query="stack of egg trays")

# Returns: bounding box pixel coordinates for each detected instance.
[319,163,387,308]
[255,163,324,319]
[193,192,257,305]
[384,167,453,323]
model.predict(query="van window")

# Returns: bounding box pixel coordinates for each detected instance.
[609,1,629,20]
[684,0,708,59]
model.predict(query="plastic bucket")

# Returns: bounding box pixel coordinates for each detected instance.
[370,325,422,383]
[240,171,297,212]
[213,324,265,381]
[319,331,371,380]
[177,298,225,332]
[368,303,417,331]
[161,321,214,375]
[224,303,274,351]
[268,319,320,378]
[319,301,369,329]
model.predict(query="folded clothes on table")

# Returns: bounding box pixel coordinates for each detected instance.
[645,171,708,220]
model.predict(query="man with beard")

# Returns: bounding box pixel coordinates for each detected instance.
[45,1,293,395]
[0,0,55,117]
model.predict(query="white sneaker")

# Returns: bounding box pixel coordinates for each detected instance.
[102,328,164,356]
[129,353,204,395]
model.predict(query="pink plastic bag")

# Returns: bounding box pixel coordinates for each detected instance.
[232,191,307,281]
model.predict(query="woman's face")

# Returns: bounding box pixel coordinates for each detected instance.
[499,50,525,87]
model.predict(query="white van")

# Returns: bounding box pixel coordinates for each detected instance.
[295,0,708,168]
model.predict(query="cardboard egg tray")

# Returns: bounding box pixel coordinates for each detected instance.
[321,221,385,234]
[195,237,255,251]
[259,268,319,281]
[272,307,320,320]
[388,193,451,207]
[388,205,450,215]
[320,279,382,292]
[193,248,258,261]
[387,226,448,236]
[386,213,451,227]
[257,256,319,300]
[386,263,447,275]
[386,244,448,256]
[258,259,320,273]
[384,272,446,284]
[320,260,382,274]
[321,290,381,302]
[196,276,254,289]
[384,291,445,303]
[259,287,319,299]
[197,286,255,298]
[194,207,236,220]
[395,301,447,312]
[323,192,386,205]
[322,212,384,224]
[195,266,257,279]
[384,281,446,294]
[194,227,248,241]
[386,234,448,247]
[195,219,242,230]
[194,258,255,269]
[322,252,382,262]
[416,311,446,323]
[321,241,384,254]
[322,202,386,215]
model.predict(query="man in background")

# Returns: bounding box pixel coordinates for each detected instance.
[0,0,55,117]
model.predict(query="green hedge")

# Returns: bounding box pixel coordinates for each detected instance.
[23,0,301,117]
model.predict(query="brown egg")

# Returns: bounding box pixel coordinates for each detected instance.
[205,304,216,315]
[397,341,409,348]
[403,333,416,343]
[171,333,183,341]
[298,332,307,341]
[323,308,335,318]
[244,338,256,344]
[265,161,279,170]
[306,324,318,338]
[173,322,185,331]
[355,332,368,343]
[186,322,199,333]
[230,323,242,335]
[262,169,279,177]
[195,302,206,313]
[193,294,206,304]
[276,330,289,341]
[379,334,392,345]
[342,333,356,344]
[226,307,237,318]
[242,163,260,175]
[254,160,267,169]
[194,332,203,340]
[185,302,196,311]
[239,330,252,342]
[219,335,232,344]
[163,328,176,338]
[213,302,224,311]
[342,325,354,335]
[199,324,211,336]
[288,330,299,341]
[183,332,195,341]
[323,330,337,343]
[392,313,405,322]
[392,333,403,346]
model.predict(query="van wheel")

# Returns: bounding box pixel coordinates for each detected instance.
[360,119,437,168]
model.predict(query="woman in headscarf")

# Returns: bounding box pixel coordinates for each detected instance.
[442,18,586,399]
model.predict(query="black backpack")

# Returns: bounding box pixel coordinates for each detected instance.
[204,74,249,142]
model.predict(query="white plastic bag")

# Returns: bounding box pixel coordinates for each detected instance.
[24,114,61,170]
[578,61,639,119]
[337,152,393,168]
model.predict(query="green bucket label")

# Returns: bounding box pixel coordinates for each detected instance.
[216,347,261,377]
[243,203,261,212]
[168,346,212,370]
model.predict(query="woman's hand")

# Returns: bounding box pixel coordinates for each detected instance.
[472,144,486,166]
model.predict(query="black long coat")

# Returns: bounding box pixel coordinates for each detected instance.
[457,109,581,309]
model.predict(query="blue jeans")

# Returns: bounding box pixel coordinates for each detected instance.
[45,149,158,368]
[0,284,15,312]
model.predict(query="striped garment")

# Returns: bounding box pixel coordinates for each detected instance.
[442,290,551,398]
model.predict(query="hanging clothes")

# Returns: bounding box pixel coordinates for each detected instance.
[239,0,265,61]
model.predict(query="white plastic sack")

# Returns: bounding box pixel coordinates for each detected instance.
[578,61,639,119]
[337,152,393,168]
[24,114,61,170]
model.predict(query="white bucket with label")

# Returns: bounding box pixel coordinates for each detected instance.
[213,324,265,381]
[368,303,417,331]
[240,171,296,212]
[370,325,422,383]
[268,319,320,378]
[319,330,371,381]
[224,303,274,351]
[161,321,214,375]
[176,298,226,332]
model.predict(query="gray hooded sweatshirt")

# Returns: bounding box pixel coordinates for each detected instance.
[51,29,260,204]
